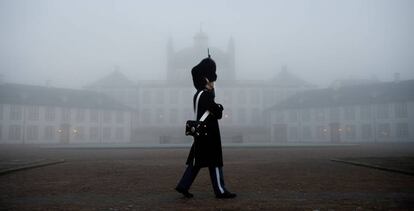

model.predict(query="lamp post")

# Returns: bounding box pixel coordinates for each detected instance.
[371,91,377,143]
[298,97,303,143]
[22,105,26,144]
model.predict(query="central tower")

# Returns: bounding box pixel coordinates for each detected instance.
[167,31,235,81]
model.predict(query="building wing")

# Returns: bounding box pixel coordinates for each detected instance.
[0,83,132,111]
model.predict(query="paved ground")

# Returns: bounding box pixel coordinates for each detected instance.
[0,143,413,210]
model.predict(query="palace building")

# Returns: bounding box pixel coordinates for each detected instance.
[269,79,414,143]
[0,83,134,144]
[88,31,314,144]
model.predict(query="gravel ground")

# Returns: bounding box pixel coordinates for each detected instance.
[0,143,413,210]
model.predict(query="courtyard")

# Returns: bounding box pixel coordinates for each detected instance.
[0,143,413,210]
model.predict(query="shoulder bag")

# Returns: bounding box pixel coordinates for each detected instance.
[185,90,210,137]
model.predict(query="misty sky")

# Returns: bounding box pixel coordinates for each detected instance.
[0,0,413,88]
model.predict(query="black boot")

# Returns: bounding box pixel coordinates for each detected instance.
[175,187,194,198]
[216,191,237,199]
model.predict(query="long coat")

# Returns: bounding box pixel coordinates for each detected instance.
[186,89,224,167]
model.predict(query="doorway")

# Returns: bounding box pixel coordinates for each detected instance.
[59,123,70,144]
[329,122,341,143]
[273,124,288,143]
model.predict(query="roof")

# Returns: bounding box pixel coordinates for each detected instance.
[170,46,231,69]
[271,79,414,110]
[86,70,136,89]
[329,78,379,88]
[0,83,132,110]
[136,79,311,89]
[271,68,314,88]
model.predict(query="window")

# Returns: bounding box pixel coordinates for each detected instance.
[288,127,298,141]
[45,107,56,121]
[102,127,111,140]
[329,107,340,121]
[251,108,260,124]
[73,127,85,141]
[360,105,371,120]
[344,107,355,121]
[0,105,3,120]
[89,110,99,122]
[250,89,260,104]
[361,124,372,140]
[156,90,164,104]
[131,111,139,125]
[396,123,409,138]
[44,126,55,141]
[223,90,233,105]
[274,90,283,105]
[184,107,193,121]
[237,90,246,104]
[75,109,85,122]
[169,89,178,104]
[27,106,39,121]
[143,90,151,104]
[169,109,178,124]
[8,125,22,141]
[61,108,71,122]
[10,105,22,121]
[238,108,246,124]
[142,109,150,124]
[315,109,325,121]
[316,126,328,140]
[301,110,310,122]
[274,111,284,123]
[377,104,389,119]
[103,111,112,123]
[264,90,272,105]
[182,90,192,103]
[223,109,233,124]
[90,110,99,123]
[115,127,124,140]
[302,126,312,139]
[26,125,39,140]
[395,103,408,118]
[157,109,165,123]
[116,111,124,124]
[127,90,136,106]
[345,125,356,140]
[288,110,298,122]
[377,123,390,139]
[90,127,99,141]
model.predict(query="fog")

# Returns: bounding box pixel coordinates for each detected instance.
[1,0,413,88]
[1,2,414,207]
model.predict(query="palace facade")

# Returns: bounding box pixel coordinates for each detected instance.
[87,32,314,144]
[269,80,414,143]
[0,83,134,144]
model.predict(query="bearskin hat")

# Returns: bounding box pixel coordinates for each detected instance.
[191,57,217,90]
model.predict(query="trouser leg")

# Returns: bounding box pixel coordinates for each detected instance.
[176,164,200,191]
[208,166,227,195]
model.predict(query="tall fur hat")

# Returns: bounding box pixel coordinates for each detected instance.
[191,57,217,90]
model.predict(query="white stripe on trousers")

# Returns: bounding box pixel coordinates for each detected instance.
[215,167,225,194]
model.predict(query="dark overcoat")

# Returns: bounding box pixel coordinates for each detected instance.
[186,89,224,167]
